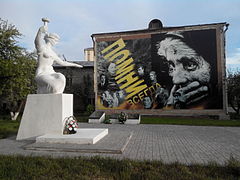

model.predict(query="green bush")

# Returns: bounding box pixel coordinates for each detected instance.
[85,104,95,115]
[118,112,128,124]
[103,119,111,124]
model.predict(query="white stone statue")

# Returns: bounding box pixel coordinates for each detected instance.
[34,18,83,94]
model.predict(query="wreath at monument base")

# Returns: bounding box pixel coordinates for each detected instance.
[118,112,128,124]
[63,116,78,134]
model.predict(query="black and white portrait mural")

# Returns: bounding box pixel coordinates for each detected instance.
[96,29,222,110]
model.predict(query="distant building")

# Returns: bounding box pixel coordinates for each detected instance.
[54,61,94,113]
[84,47,95,61]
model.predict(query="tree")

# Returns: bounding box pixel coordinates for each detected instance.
[0,18,36,120]
[227,71,240,115]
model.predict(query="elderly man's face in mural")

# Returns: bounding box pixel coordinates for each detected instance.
[156,33,210,108]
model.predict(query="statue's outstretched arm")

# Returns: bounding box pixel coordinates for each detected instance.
[53,54,83,68]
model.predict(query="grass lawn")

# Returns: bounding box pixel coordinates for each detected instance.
[0,155,239,180]
[0,115,239,179]
[141,116,240,127]
[0,119,20,139]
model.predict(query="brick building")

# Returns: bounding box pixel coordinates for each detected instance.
[54,61,94,113]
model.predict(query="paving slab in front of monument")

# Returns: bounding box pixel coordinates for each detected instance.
[1,123,240,165]
[25,128,132,154]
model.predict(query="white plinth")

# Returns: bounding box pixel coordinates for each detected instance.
[17,94,73,140]
[36,128,108,144]
[125,117,141,124]
[109,117,141,124]
[88,113,105,124]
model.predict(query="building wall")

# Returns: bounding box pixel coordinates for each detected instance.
[84,48,95,61]
[54,62,94,113]
[92,23,228,118]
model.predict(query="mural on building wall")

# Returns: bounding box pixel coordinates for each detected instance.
[96,29,222,110]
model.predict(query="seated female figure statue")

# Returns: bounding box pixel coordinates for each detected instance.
[34,20,82,94]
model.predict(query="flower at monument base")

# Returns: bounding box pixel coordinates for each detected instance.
[118,112,128,124]
[63,116,78,134]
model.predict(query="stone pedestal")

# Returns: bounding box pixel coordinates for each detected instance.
[17,94,73,140]
[88,111,105,124]
[36,129,108,144]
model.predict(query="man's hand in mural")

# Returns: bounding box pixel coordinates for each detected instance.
[167,81,208,109]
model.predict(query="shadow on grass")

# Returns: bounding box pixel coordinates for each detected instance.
[0,155,239,180]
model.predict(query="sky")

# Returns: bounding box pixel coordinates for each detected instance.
[0,0,239,68]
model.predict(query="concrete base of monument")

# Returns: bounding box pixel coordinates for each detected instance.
[17,94,73,140]
[36,128,108,145]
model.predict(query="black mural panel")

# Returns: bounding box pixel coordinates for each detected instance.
[96,29,222,110]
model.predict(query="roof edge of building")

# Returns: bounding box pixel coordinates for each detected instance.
[91,22,227,37]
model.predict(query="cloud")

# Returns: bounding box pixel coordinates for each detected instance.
[226,48,240,64]
[1,0,240,61]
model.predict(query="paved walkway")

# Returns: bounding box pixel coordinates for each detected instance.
[0,123,239,165]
